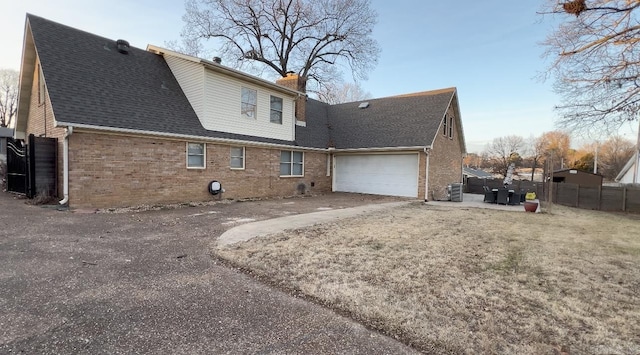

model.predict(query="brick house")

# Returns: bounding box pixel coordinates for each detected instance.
[14,15,466,208]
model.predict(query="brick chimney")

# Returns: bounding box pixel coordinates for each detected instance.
[276,72,307,123]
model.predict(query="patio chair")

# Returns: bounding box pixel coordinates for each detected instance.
[483,186,496,203]
[496,188,509,205]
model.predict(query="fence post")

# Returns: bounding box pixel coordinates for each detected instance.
[598,184,602,211]
[622,186,627,212]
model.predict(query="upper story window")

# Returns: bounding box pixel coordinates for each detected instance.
[270,96,283,124]
[443,114,448,136]
[187,142,205,169]
[280,150,304,176]
[241,87,257,119]
[448,115,454,139]
[230,146,245,169]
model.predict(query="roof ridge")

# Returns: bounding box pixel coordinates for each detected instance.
[26,13,141,51]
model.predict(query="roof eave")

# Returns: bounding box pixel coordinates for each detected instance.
[146,45,302,97]
[15,16,37,139]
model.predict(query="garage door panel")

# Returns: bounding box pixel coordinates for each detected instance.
[334,154,418,197]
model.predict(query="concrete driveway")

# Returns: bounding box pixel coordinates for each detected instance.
[0,192,417,354]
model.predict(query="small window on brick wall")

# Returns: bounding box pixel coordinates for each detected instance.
[280,150,304,176]
[187,142,205,169]
[448,115,454,139]
[230,146,245,169]
[443,114,447,136]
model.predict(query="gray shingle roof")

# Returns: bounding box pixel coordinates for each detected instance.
[324,89,455,149]
[27,14,296,146]
[27,15,459,151]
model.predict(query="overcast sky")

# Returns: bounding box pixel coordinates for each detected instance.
[1,0,637,153]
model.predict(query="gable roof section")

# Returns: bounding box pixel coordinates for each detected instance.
[463,167,493,179]
[324,88,463,150]
[615,152,639,182]
[18,14,298,147]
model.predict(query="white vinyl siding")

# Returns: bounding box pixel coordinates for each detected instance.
[203,70,295,141]
[164,56,205,119]
[163,54,296,141]
[333,154,419,197]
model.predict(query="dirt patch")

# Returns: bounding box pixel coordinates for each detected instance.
[216,203,640,354]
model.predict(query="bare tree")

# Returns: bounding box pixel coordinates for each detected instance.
[540,0,640,134]
[0,69,19,128]
[486,135,525,178]
[181,0,380,91]
[598,135,635,180]
[538,130,572,171]
[316,81,371,104]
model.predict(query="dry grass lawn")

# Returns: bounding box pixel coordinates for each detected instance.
[215,203,640,354]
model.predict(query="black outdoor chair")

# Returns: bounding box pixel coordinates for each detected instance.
[496,188,509,205]
[483,186,496,203]
[519,189,526,203]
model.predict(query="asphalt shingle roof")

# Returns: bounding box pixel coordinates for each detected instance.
[324,90,455,149]
[28,14,296,146]
[27,15,458,151]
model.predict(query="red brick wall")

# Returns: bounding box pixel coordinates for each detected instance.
[67,132,331,208]
[25,59,66,198]
[427,103,464,201]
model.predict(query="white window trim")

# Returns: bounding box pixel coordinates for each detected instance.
[241,87,257,120]
[230,146,245,170]
[186,142,206,169]
[280,150,304,177]
[270,95,283,124]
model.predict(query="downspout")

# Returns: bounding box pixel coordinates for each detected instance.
[424,147,431,201]
[59,126,73,205]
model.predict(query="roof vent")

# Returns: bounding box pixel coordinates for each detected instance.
[213,57,222,64]
[358,102,370,109]
[116,39,130,54]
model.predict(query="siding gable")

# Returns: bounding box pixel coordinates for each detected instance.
[163,55,296,142]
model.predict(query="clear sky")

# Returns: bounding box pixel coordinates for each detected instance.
[1,0,637,153]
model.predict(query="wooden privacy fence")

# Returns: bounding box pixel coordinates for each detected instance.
[465,177,640,213]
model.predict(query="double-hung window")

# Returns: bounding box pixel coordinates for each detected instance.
[187,142,205,169]
[230,146,245,169]
[280,150,304,176]
[270,96,283,124]
[241,87,257,119]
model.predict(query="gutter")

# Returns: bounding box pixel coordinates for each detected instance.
[424,146,431,201]
[59,126,73,205]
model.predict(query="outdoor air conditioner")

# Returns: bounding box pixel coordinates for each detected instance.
[449,183,463,202]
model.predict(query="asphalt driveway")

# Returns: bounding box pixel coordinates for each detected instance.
[0,192,417,354]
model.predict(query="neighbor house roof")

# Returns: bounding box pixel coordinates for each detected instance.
[17,14,299,147]
[463,167,493,179]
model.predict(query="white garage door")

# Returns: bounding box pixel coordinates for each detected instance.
[334,154,419,197]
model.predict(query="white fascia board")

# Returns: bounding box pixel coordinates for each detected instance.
[331,146,429,153]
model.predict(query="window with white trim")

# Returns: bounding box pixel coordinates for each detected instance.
[187,142,205,169]
[241,87,257,119]
[280,150,304,176]
[270,95,283,124]
[230,146,245,169]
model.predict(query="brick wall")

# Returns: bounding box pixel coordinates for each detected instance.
[25,59,66,198]
[67,132,331,208]
[427,104,463,201]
